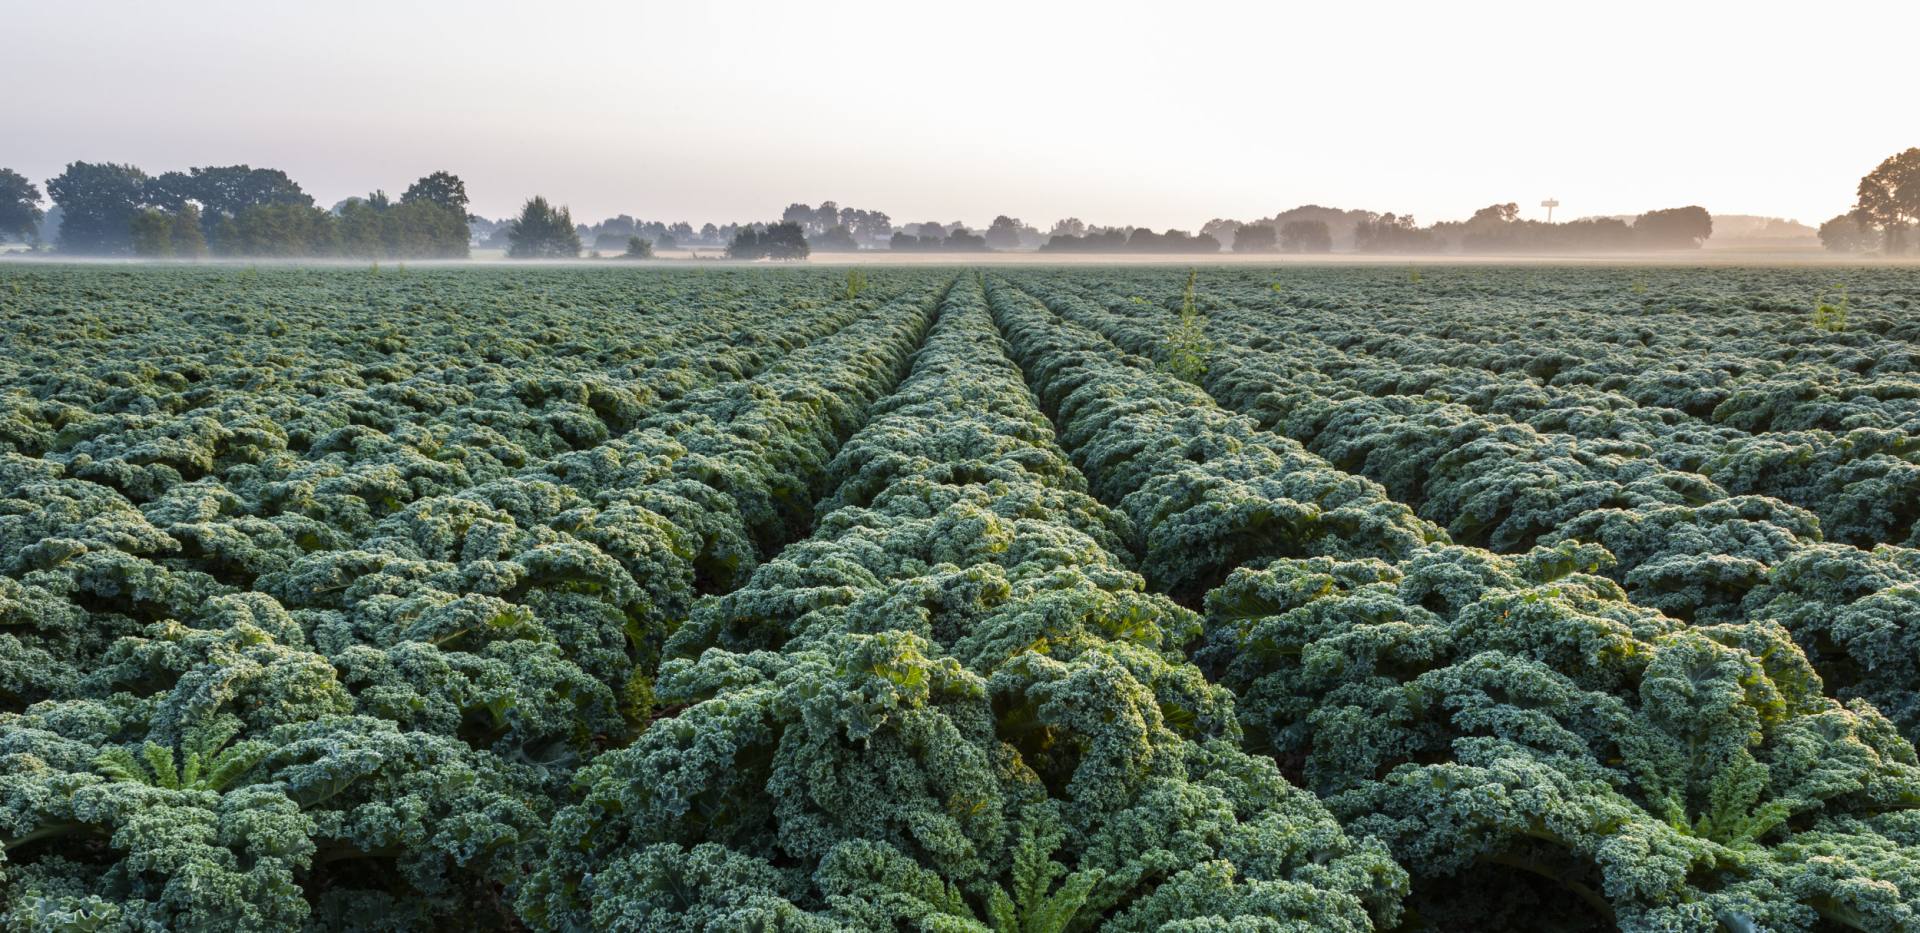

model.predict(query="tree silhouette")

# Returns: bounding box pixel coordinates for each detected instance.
[0,169,43,242]
[1819,213,1879,254]
[728,221,810,260]
[808,225,859,252]
[1632,206,1714,249]
[45,161,149,254]
[401,171,471,217]
[985,215,1025,249]
[1279,220,1332,253]
[1855,148,1920,254]
[507,196,582,258]
[1230,223,1277,253]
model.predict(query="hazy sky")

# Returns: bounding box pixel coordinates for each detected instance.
[8,0,1913,229]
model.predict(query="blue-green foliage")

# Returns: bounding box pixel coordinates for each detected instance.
[0,266,938,929]
[526,277,1407,931]
[10,263,1920,931]
[996,266,1920,931]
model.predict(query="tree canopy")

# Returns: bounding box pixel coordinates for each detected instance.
[1631,205,1714,249]
[144,165,311,220]
[1854,148,1920,254]
[45,161,150,254]
[1041,227,1218,253]
[401,171,471,217]
[1230,223,1277,253]
[216,203,338,256]
[507,196,583,258]
[1819,212,1880,253]
[338,196,471,259]
[0,168,44,242]
[1279,219,1332,253]
[807,225,859,252]
[984,215,1024,249]
[37,161,474,259]
[780,201,891,245]
[130,204,208,258]
[726,221,810,260]
[1353,213,1437,252]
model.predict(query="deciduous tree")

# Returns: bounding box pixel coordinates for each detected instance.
[985,215,1025,250]
[214,203,337,256]
[1230,223,1277,253]
[507,196,582,258]
[1854,148,1920,254]
[0,168,44,242]
[400,170,471,217]
[45,161,149,254]
[728,221,810,260]
[1632,205,1714,249]
[1279,219,1332,252]
[129,204,209,258]
[1818,212,1879,253]
[145,165,312,242]
[808,225,858,252]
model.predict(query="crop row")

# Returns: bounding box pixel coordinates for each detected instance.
[1012,274,1920,750]
[982,277,1440,600]
[523,276,1407,930]
[1119,265,1920,376]
[0,272,944,928]
[8,263,1920,931]
[1,268,887,481]
[985,274,1920,931]
[1037,269,1920,550]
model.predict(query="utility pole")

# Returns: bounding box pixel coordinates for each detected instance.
[1541,198,1560,224]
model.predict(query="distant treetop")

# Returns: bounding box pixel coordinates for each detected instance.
[507,195,582,259]
[402,171,471,218]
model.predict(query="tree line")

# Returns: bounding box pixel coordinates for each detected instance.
[5,148,1914,259]
[1042,227,1224,253]
[465,201,823,261]
[1191,204,1716,254]
[720,150,1912,258]
[0,163,471,258]
[490,201,884,260]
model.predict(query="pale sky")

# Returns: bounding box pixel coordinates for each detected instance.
[7,0,1912,229]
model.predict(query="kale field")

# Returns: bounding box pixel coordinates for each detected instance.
[4,263,1920,932]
